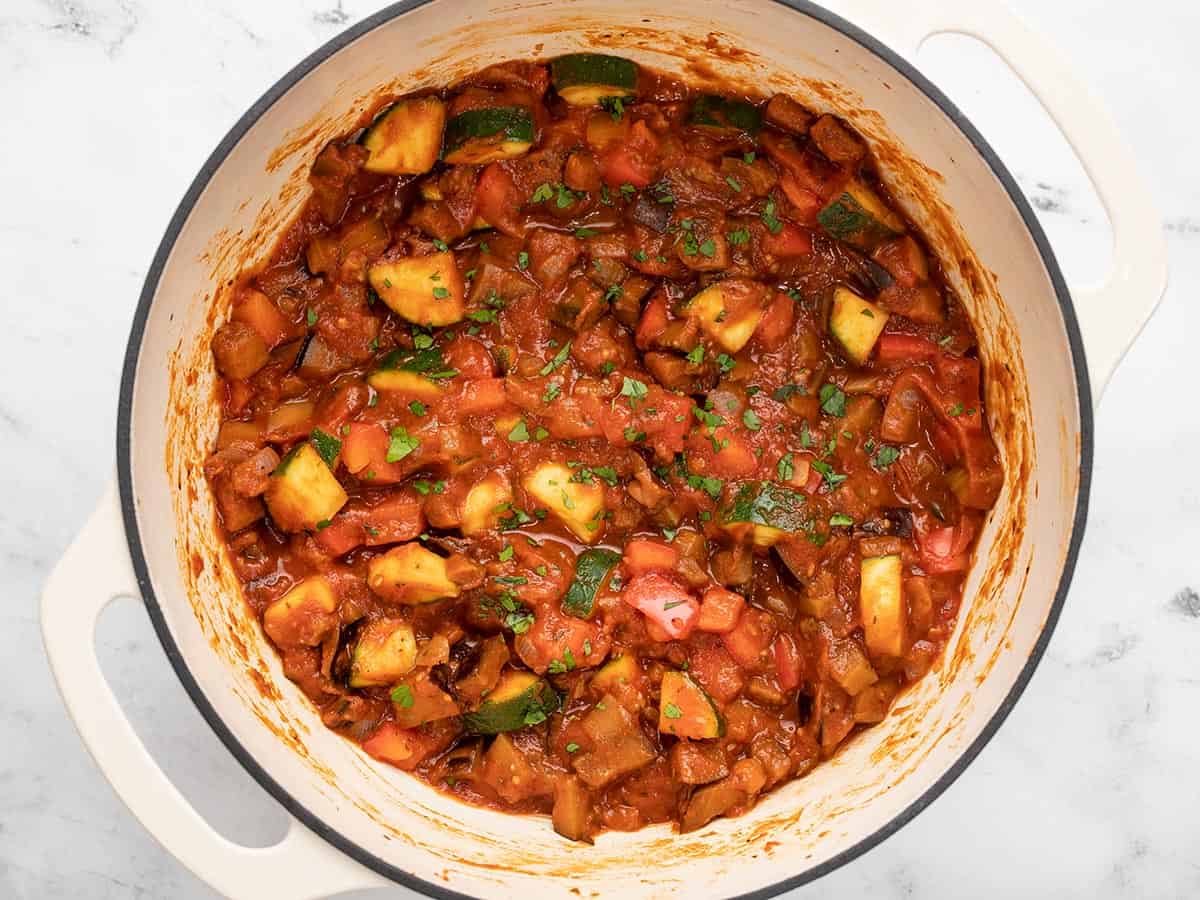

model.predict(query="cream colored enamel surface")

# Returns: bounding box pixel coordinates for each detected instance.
[41,0,1165,897]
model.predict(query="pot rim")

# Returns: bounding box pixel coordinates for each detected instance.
[116,1,1094,896]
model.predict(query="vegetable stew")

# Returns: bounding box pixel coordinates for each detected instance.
[204,54,1002,842]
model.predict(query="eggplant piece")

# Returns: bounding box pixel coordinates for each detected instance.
[628,192,673,233]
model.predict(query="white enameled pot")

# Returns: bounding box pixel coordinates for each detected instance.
[41,1,1167,898]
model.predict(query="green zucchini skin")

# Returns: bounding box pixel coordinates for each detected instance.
[551,53,638,94]
[689,95,763,134]
[562,548,621,618]
[442,107,534,158]
[462,673,560,734]
[721,481,808,532]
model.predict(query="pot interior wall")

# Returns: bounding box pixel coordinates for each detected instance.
[126,1,1081,896]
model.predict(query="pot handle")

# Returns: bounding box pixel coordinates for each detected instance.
[40,482,387,899]
[848,0,1168,408]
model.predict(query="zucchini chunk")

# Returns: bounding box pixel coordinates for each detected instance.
[829,286,890,365]
[860,554,905,658]
[365,368,444,400]
[590,654,640,693]
[562,548,621,618]
[442,107,535,165]
[684,281,765,353]
[262,576,338,647]
[462,669,560,734]
[461,471,514,535]
[362,96,446,175]
[349,619,418,687]
[720,481,808,547]
[368,252,465,327]
[264,442,348,532]
[817,178,905,251]
[391,671,462,728]
[689,95,762,135]
[367,543,460,604]
[522,461,605,543]
[550,53,638,106]
[658,670,724,739]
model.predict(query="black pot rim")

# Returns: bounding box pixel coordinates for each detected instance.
[116,2,1093,897]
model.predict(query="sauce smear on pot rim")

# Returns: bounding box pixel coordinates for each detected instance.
[203,55,1002,842]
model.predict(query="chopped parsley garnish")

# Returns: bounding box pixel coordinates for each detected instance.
[623,427,647,443]
[686,345,704,365]
[938,334,954,348]
[948,402,965,417]
[306,307,318,326]
[531,182,555,204]
[566,742,580,753]
[542,381,562,403]
[547,648,577,674]
[742,408,762,431]
[599,95,626,121]
[692,406,724,429]
[761,194,784,234]
[777,452,794,482]
[309,428,341,467]
[810,459,847,488]
[620,376,649,406]
[604,284,623,304]
[819,383,847,417]
[432,238,449,252]
[408,400,426,416]
[498,544,514,562]
[873,445,900,469]
[829,513,854,527]
[620,183,637,196]
[390,684,414,707]
[467,308,498,323]
[743,151,756,164]
[507,420,531,442]
[716,353,736,375]
[432,286,450,299]
[385,426,419,462]
[687,473,724,499]
[517,251,529,270]
[698,238,717,258]
[773,383,806,402]
[725,175,742,193]
[727,227,750,246]
[574,227,597,238]
[540,341,572,375]
[632,249,648,262]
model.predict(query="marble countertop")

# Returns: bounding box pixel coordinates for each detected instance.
[3,0,1197,897]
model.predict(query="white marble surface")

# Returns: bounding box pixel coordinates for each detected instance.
[2,1,1198,897]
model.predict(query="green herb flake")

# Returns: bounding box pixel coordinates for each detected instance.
[517,251,530,271]
[623,427,647,443]
[309,428,341,467]
[390,684,415,708]
[531,182,555,204]
[566,742,580,753]
[508,420,531,442]
[725,175,742,193]
[819,383,847,417]
[742,408,762,431]
[743,151,756,164]
[686,345,704,365]
[777,452,795,482]
[408,400,427,416]
[542,382,562,403]
[726,227,750,246]
[498,544,514,562]
[761,194,784,234]
[306,307,318,326]
[948,402,965,417]
[386,426,420,463]
[432,238,449,252]
[632,249,648,262]
[810,459,847,488]
[698,238,716,258]
[829,513,854,527]
[873,444,900,469]
[540,341,572,376]
[432,286,450,299]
